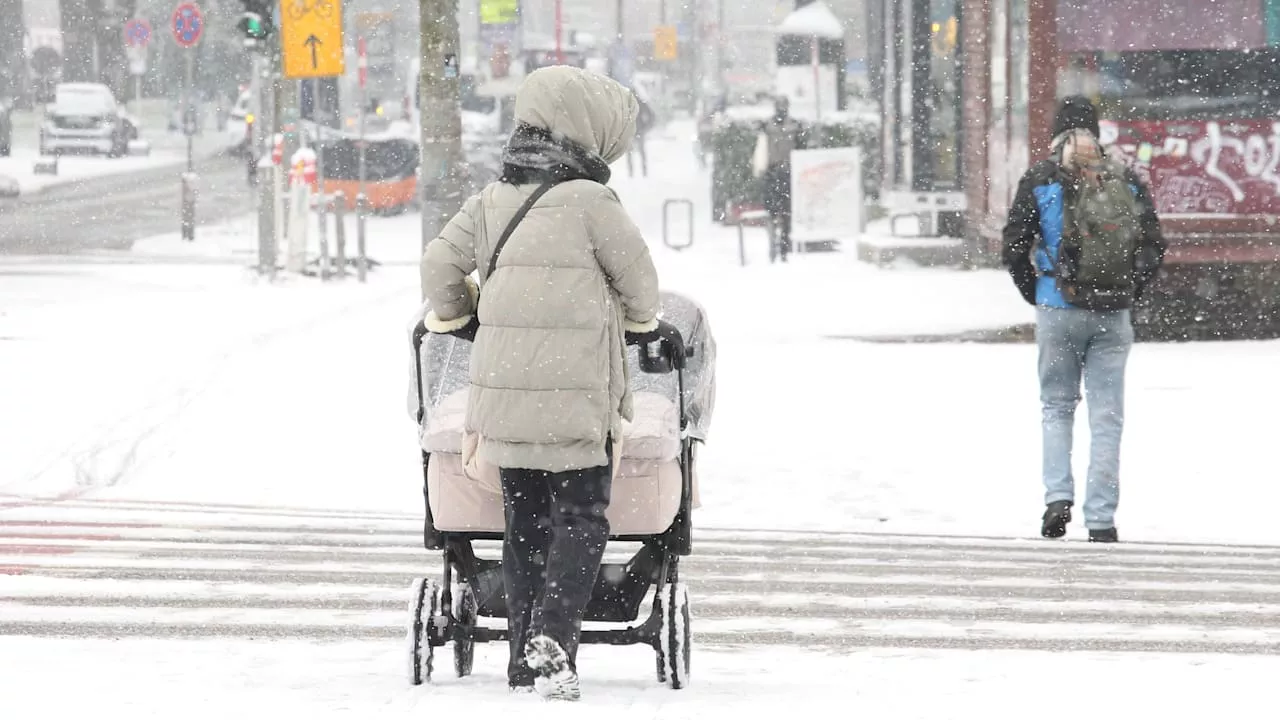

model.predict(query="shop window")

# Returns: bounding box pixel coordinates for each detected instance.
[1058,48,1280,122]
[928,0,961,189]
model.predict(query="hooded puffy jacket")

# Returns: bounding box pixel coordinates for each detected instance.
[420,67,661,473]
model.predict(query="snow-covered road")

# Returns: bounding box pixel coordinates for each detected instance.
[2,121,1279,716]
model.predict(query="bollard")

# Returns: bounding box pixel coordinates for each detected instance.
[356,192,368,283]
[334,192,347,279]
[662,199,695,251]
[257,159,276,278]
[181,172,197,241]
[317,191,330,280]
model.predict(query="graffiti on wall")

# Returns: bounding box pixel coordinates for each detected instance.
[1101,119,1280,216]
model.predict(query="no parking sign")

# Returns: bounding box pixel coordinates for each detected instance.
[171,2,204,48]
[123,18,152,48]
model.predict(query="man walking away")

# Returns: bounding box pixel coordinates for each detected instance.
[751,96,803,261]
[1002,96,1166,543]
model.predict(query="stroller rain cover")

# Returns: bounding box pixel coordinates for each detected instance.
[407,290,717,452]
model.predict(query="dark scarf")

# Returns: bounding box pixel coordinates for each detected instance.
[499,122,612,186]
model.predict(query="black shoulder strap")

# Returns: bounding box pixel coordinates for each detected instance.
[487,181,556,280]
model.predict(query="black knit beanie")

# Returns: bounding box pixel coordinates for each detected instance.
[1052,95,1099,139]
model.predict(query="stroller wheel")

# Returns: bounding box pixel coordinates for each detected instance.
[406,577,438,685]
[655,582,692,690]
[452,582,477,678]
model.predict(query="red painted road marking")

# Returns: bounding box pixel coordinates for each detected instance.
[0,532,126,542]
[0,521,159,529]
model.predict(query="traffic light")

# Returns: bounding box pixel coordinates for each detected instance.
[238,0,274,46]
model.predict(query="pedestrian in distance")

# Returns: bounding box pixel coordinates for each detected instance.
[750,96,803,262]
[1002,95,1166,543]
[627,96,654,178]
[419,65,661,701]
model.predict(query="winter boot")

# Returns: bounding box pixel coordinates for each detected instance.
[1088,528,1118,543]
[1041,500,1072,539]
[525,635,580,701]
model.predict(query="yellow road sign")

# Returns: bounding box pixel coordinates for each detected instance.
[654,25,677,61]
[281,0,345,79]
[480,0,519,25]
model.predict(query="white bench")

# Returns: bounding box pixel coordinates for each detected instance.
[882,190,966,237]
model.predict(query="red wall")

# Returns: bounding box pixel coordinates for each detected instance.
[1059,0,1265,52]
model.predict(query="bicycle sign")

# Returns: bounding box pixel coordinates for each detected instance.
[287,0,335,21]
[171,2,204,49]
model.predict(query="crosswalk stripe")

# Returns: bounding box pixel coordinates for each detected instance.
[3,502,1280,654]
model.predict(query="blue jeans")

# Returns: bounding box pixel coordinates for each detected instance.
[1037,306,1133,530]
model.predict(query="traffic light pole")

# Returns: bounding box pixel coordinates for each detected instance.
[252,45,276,278]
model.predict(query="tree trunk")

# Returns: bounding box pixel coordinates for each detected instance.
[58,0,137,93]
[60,0,95,83]
[418,0,466,298]
[0,0,24,98]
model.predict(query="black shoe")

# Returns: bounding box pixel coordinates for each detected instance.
[1088,528,1118,543]
[1041,500,1072,539]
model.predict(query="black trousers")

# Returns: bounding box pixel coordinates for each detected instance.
[500,440,612,686]
[762,162,793,256]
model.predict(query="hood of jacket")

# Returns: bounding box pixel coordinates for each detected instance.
[512,65,638,165]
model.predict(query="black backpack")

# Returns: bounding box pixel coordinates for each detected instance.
[1052,138,1142,310]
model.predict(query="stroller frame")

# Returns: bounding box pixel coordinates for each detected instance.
[406,320,697,690]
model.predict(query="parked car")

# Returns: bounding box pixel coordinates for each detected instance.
[224,89,253,156]
[40,83,138,157]
[0,96,12,156]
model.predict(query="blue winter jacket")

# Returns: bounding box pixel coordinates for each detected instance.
[1001,158,1166,308]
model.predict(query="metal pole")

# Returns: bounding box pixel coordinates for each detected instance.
[334,191,347,278]
[357,37,368,281]
[316,96,329,281]
[185,52,194,173]
[555,0,564,64]
[357,195,367,282]
[812,36,821,121]
[181,50,196,241]
[717,0,725,94]
[252,50,275,277]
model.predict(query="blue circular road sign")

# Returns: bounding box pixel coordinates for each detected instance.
[124,18,153,48]
[171,3,204,49]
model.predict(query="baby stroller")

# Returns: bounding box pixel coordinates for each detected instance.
[404,291,716,690]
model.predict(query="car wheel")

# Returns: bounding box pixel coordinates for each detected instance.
[0,143,9,157]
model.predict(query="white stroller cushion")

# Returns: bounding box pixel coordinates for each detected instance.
[427,451,691,536]
[421,389,693,536]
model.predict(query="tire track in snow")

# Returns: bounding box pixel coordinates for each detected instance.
[0,277,414,505]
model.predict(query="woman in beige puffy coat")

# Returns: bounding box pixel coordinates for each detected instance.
[420,66,660,701]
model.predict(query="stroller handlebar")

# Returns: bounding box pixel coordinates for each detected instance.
[626,319,687,373]
[415,318,688,374]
